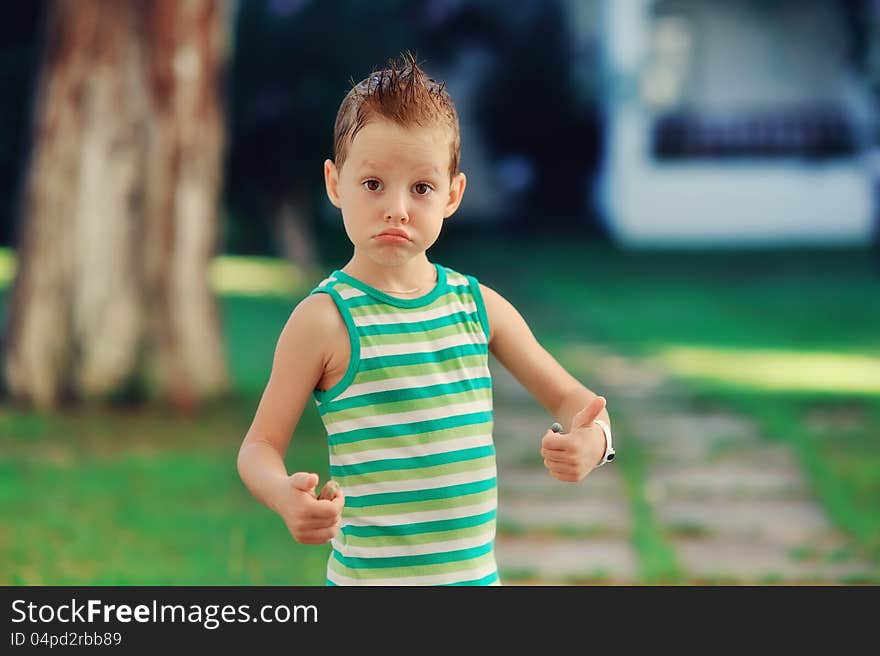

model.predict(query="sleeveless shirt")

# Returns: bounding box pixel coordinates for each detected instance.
[307,262,499,586]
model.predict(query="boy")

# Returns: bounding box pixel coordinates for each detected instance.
[236,54,614,586]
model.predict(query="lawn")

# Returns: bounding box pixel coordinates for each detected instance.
[0,253,333,585]
[1,237,878,583]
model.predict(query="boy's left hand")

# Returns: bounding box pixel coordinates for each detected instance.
[540,396,608,482]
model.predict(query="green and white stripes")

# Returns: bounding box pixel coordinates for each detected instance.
[309,263,499,586]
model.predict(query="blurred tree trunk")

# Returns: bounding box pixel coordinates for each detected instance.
[272,191,318,275]
[3,0,230,411]
[4,0,147,408]
[142,0,230,409]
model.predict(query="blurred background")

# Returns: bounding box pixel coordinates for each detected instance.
[1,0,878,585]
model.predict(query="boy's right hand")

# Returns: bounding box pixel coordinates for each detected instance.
[277,472,345,545]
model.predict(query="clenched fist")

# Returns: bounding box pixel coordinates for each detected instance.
[275,472,345,545]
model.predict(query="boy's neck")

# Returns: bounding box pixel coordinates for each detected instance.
[341,254,437,294]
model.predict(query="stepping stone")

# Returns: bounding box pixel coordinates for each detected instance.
[656,498,837,544]
[652,479,876,581]
[627,410,803,468]
[499,466,625,501]
[645,438,800,468]
[671,537,872,583]
[630,411,760,444]
[500,495,632,536]
[495,536,639,584]
[645,461,810,502]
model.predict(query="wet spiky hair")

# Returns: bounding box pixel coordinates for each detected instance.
[332,52,461,179]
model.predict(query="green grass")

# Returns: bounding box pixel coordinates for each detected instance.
[2,450,331,585]
[221,294,298,395]
[0,254,336,584]
[2,238,879,584]
[488,240,880,357]
[0,395,335,585]
[613,415,683,584]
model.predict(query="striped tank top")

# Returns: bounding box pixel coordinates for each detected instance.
[308,262,499,586]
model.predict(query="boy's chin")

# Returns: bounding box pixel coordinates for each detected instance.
[362,246,425,265]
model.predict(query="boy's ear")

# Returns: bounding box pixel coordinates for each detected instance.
[324,159,341,208]
[443,172,467,219]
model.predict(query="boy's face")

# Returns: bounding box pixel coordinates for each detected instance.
[324,118,466,267]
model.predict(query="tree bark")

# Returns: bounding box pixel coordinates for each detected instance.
[4,0,147,408]
[3,0,230,411]
[142,0,230,409]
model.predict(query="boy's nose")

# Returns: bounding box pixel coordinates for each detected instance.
[384,196,409,223]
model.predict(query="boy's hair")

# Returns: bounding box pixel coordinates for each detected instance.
[333,53,461,180]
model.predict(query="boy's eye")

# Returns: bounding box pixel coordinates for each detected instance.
[362,179,382,192]
[413,182,433,196]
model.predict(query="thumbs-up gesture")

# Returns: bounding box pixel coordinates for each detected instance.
[540,396,608,482]
[276,472,345,545]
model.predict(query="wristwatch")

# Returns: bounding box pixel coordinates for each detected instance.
[592,419,615,467]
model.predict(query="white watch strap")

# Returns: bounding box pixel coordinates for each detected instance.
[593,419,615,466]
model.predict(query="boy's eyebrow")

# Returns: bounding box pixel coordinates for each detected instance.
[358,159,389,171]
[357,160,443,178]
[414,165,443,178]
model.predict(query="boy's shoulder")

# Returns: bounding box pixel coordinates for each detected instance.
[278,272,347,349]
[291,288,344,334]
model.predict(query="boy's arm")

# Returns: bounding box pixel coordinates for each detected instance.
[236,293,335,514]
[480,283,611,473]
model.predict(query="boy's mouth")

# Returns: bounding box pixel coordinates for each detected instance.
[375,228,411,242]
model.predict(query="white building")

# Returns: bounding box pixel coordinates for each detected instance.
[594,0,876,247]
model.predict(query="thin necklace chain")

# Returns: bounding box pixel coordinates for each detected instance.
[344,263,436,294]
[376,270,437,294]
[378,285,425,294]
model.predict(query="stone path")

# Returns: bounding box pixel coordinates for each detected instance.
[490,357,640,584]
[489,345,875,584]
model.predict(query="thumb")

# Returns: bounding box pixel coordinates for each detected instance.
[571,396,607,431]
[289,471,319,494]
